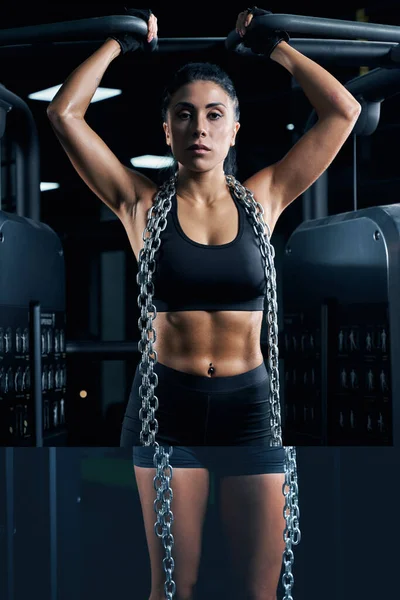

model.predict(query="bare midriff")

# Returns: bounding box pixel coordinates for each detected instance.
[149,309,265,377]
[124,191,269,378]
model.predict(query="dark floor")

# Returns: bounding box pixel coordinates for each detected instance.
[1,446,397,600]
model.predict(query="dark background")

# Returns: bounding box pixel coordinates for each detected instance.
[1,4,400,600]
[0,4,399,443]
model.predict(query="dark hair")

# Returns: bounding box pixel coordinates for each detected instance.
[160,62,240,181]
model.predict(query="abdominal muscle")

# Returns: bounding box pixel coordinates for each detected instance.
[124,194,266,377]
[149,309,265,377]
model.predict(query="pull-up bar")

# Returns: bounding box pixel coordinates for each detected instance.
[233,13,400,42]
[1,38,398,69]
[1,13,400,46]
[1,12,400,222]
[0,14,400,67]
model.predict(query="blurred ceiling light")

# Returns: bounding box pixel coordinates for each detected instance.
[28,85,122,103]
[40,182,60,192]
[130,155,175,169]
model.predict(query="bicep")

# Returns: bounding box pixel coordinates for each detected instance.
[243,111,360,228]
[269,112,360,210]
[47,111,157,218]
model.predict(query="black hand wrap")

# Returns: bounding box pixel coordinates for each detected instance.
[110,8,157,54]
[244,6,289,57]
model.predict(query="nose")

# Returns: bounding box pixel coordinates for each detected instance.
[191,114,207,138]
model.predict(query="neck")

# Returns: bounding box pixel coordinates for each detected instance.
[175,167,232,207]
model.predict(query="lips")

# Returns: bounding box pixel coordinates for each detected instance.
[187,144,211,151]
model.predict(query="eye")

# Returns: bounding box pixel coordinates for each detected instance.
[177,111,191,120]
[209,112,222,120]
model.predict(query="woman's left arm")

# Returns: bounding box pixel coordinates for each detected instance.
[245,41,361,223]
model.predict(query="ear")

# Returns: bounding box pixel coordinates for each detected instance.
[163,122,171,146]
[231,121,240,147]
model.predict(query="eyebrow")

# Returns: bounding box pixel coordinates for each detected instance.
[174,101,227,109]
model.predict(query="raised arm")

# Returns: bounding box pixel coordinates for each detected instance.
[47,18,158,222]
[236,9,361,231]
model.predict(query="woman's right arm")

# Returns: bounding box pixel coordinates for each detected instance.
[47,37,157,222]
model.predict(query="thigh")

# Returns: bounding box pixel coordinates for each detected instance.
[134,464,210,599]
[219,472,286,598]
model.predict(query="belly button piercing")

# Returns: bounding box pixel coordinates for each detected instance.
[208,362,215,376]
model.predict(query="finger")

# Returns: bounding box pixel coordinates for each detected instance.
[147,14,157,42]
[236,12,246,36]
[235,12,245,27]
[245,13,253,27]
[239,10,252,36]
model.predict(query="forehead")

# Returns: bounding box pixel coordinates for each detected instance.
[171,80,230,106]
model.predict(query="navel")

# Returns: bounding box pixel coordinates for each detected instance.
[208,362,215,376]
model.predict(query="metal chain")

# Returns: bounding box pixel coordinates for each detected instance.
[136,173,301,600]
[226,175,301,600]
[136,175,177,599]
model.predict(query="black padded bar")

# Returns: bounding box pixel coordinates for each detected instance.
[346,67,400,102]
[0,13,399,47]
[303,66,400,132]
[226,37,400,67]
[147,37,224,52]
[0,84,40,223]
[66,340,139,360]
[291,40,400,67]
[0,15,148,45]
[243,14,400,42]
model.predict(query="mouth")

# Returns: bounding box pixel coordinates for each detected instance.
[187,144,211,153]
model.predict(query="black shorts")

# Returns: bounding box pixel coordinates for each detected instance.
[120,360,285,476]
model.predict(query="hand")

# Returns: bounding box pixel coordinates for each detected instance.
[235,7,271,37]
[143,10,158,43]
[110,8,158,54]
[235,7,289,57]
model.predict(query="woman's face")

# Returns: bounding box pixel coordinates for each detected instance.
[163,80,240,173]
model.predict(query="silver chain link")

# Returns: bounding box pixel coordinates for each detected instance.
[136,173,301,599]
[226,175,301,599]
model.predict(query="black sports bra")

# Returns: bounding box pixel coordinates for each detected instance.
[152,190,266,312]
